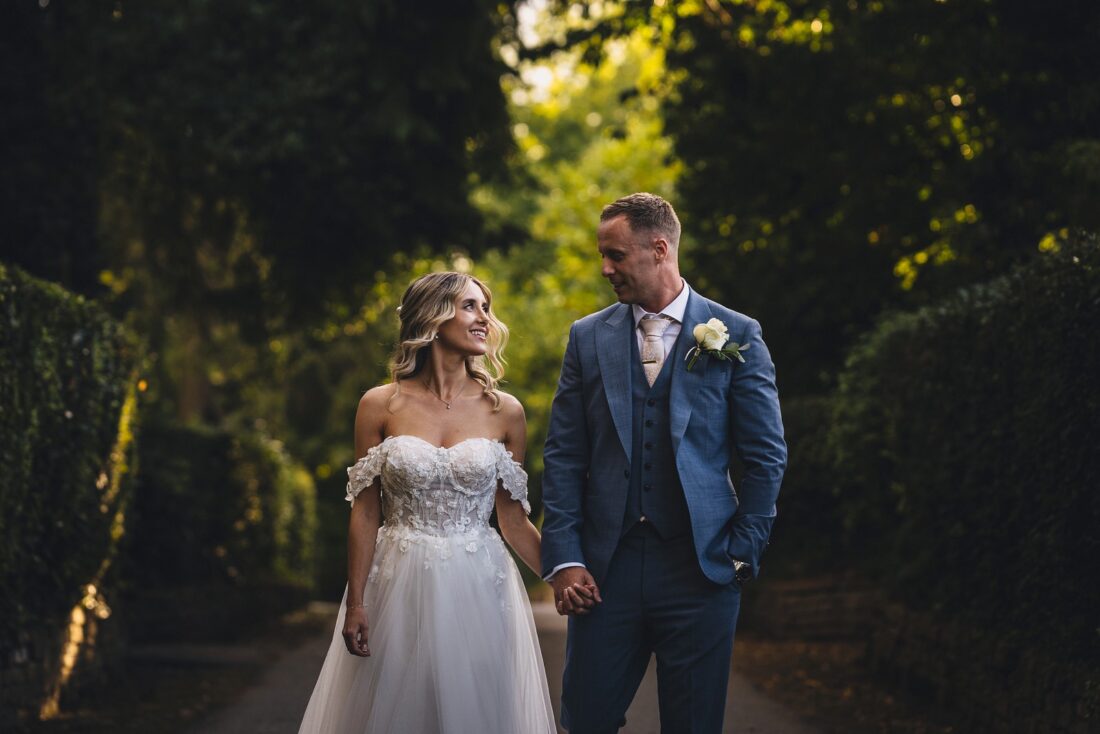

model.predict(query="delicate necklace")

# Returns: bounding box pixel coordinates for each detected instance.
[422,378,467,410]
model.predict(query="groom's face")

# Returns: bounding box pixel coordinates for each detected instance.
[598,215,659,306]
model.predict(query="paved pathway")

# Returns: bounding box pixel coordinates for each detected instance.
[191,602,817,734]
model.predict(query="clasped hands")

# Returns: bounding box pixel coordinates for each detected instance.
[550,566,602,616]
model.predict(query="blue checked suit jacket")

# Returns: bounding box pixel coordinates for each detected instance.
[541,288,787,586]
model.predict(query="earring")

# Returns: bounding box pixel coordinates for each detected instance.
[433,335,439,340]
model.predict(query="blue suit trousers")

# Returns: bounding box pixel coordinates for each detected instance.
[561,523,741,734]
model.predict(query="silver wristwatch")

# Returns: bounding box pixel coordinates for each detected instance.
[732,559,752,585]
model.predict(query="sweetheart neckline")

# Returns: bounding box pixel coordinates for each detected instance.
[379,434,504,452]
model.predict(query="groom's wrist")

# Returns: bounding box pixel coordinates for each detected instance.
[732,559,752,585]
[544,561,586,582]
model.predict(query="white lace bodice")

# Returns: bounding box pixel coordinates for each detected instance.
[345,435,530,536]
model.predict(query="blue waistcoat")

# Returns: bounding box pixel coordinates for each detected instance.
[624,330,692,539]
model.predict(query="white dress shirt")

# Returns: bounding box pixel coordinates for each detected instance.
[546,281,690,581]
[631,279,689,354]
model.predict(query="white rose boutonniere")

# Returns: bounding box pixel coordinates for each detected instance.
[686,318,750,370]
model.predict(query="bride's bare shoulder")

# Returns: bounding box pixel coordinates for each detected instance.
[493,390,525,420]
[358,383,399,413]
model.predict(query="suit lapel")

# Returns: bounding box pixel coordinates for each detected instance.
[595,304,634,462]
[669,290,713,452]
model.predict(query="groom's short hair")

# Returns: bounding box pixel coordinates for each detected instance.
[601,193,681,251]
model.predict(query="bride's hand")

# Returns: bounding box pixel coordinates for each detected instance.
[342,606,371,657]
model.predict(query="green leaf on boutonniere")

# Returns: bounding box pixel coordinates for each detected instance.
[685,346,700,371]
[721,342,751,363]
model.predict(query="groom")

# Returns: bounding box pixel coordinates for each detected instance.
[541,193,786,733]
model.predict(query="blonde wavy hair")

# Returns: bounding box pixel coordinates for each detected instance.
[388,272,508,411]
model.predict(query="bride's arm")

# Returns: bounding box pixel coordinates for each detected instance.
[495,395,542,575]
[342,387,388,657]
[345,486,381,655]
[497,491,541,575]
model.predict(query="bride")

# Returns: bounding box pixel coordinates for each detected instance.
[298,272,557,733]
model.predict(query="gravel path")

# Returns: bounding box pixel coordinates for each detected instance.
[190,602,818,734]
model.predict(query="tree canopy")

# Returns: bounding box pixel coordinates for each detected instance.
[531,0,1100,392]
[2,0,517,323]
[1,0,521,427]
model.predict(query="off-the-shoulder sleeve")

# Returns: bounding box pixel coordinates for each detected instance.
[345,443,386,506]
[496,444,531,515]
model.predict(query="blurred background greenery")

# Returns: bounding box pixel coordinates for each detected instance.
[2,0,1098,728]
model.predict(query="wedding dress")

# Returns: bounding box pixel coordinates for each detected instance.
[298,435,557,734]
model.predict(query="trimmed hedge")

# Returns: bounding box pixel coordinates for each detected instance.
[827,235,1100,661]
[123,419,317,639]
[764,395,839,572]
[0,263,139,648]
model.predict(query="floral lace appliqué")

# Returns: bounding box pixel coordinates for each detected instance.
[496,446,531,515]
[343,435,531,532]
[346,443,387,505]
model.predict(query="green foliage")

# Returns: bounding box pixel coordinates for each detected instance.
[475,28,681,481]
[668,0,1100,394]
[0,0,522,441]
[125,420,317,591]
[1,0,518,317]
[825,234,1100,660]
[0,3,104,293]
[0,263,139,646]
[531,1,1100,396]
[763,395,838,570]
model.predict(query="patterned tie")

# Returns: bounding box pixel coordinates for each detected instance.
[639,315,673,387]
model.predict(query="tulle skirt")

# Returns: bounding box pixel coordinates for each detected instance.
[298,525,556,734]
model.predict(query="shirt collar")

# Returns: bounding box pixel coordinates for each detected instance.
[632,280,690,327]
